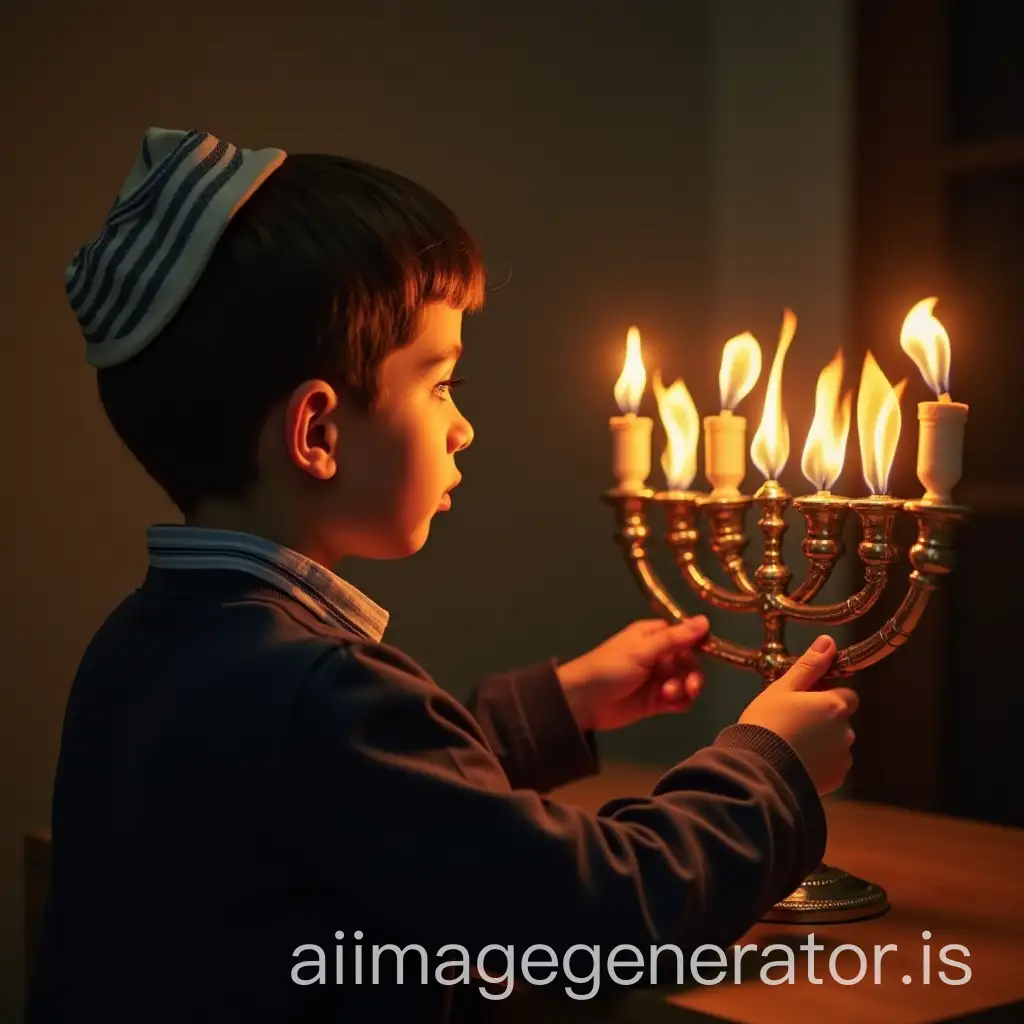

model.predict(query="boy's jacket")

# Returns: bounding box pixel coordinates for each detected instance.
[29,564,825,1022]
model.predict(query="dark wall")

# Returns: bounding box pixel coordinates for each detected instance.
[0,1,716,1015]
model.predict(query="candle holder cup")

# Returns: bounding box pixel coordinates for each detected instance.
[601,481,971,923]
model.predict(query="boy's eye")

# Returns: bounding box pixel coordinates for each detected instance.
[434,376,465,400]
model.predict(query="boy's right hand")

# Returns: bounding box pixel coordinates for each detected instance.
[739,635,858,796]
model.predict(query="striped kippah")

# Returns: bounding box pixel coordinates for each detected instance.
[66,127,287,368]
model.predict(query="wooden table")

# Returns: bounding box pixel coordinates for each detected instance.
[516,763,1024,1023]
[24,764,1024,1022]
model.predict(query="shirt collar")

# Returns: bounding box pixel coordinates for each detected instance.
[145,524,389,642]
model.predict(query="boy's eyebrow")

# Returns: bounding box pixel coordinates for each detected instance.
[423,343,463,366]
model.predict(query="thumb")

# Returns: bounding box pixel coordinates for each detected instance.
[647,615,710,658]
[776,635,836,691]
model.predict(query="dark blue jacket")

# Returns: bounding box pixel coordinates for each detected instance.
[28,564,824,1022]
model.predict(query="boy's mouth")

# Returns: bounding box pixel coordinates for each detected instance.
[438,475,462,512]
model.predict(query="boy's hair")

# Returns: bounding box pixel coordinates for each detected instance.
[95,154,486,516]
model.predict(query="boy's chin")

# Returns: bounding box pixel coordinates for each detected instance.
[403,519,434,556]
[339,509,441,561]
[364,521,433,560]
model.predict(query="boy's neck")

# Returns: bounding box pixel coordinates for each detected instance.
[185,501,337,570]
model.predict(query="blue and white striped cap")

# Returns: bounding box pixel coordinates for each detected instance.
[66,127,287,367]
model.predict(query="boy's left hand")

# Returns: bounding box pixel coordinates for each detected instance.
[555,616,711,733]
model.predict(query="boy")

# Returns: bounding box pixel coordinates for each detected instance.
[30,128,857,1022]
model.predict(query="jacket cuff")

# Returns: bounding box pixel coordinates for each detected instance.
[471,660,600,793]
[714,723,827,864]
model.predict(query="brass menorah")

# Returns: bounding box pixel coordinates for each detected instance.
[602,479,970,923]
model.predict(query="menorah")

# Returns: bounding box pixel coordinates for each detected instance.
[601,482,969,922]
[600,302,971,923]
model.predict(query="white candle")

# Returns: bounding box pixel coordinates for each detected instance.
[705,331,762,495]
[703,410,746,495]
[610,413,653,491]
[611,326,653,491]
[900,298,969,504]
[917,396,968,504]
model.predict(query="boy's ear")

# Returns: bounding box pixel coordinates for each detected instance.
[283,379,339,480]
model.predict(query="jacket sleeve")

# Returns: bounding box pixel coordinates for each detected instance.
[281,641,826,969]
[462,658,600,793]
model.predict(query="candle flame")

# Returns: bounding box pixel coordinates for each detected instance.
[801,349,853,491]
[750,309,797,480]
[719,332,762,410]
[653,370,700,490]
[857,350,907,495]
[614,326,647,414]
[900,296,951,397]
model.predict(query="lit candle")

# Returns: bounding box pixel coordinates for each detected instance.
[800,348,853,496]
[856,351,906,496]
[900,297,968,504]
[610,326,653,491]
[653,370,700,492]
[704,332,761,495]
[750,309,797,481]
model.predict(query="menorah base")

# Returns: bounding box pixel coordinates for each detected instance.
[761,863,889,924]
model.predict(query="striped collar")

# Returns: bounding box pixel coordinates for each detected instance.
[145,524,389,642]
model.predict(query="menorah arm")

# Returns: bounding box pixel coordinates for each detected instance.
[766,575,933,678]
[622,550,686,621]
[715,553,758,596]
[700,633,763,670]
[788,565,833,604]
[618,547,761,669]
[774,500,969,677]
[698,495,759,596]
[773,568,888,625]
[676,552,760,612]
[833,573,934,673]
[787,495,849,604]
[655,492,758,612]
[604,489,762,671]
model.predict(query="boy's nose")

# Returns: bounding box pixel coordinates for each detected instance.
[450,415,474,453]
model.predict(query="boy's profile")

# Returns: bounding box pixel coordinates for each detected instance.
[30,128,858,1023]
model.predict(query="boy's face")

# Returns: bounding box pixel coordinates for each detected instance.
[284,302,474,562]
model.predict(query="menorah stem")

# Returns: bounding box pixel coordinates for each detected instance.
[753,481,793,680]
